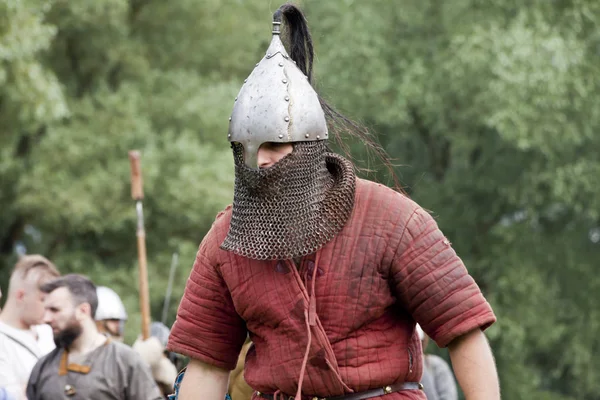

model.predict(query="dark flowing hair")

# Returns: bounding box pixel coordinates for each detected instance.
[273,3,404,192]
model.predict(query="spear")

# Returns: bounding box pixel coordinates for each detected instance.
[128,150,150,340]
[161,252,179,325]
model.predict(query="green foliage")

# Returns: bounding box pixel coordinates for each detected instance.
[0,0,244,342]
[1,1,599,399]
[309,1,600,398]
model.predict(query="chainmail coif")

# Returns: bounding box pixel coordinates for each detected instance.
[220,141,356,260]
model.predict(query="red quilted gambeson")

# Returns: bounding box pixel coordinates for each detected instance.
[168,179,496,399]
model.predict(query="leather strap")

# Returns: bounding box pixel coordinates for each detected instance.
[58,350,92,376]
[58,337,111,376]
[0,330,40,359]
[258,382,423,400]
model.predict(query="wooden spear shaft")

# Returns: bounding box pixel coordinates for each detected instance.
[128,150,151,340]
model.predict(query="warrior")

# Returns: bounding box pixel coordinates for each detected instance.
[95,287,178,398]
[133,322,180,398]
[167,4,500,400]
[417,324,458,400]
[94,286,128,341]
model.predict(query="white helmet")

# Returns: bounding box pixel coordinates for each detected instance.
[95,286,128,321]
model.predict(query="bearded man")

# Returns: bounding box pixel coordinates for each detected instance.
[167,4,500,400]
[26,274,163,400]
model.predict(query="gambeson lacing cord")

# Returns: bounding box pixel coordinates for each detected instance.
[293,252,321,399]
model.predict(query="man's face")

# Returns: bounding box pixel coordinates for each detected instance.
[43,287,83,348]
[21,289,46,326]
[19,271,49,326]
[257,142,293,168]
[96,319,125,341]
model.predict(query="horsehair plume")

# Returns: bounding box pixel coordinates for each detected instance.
[273,3,404,194]
[319,99,405,194]
[273,3,314,82]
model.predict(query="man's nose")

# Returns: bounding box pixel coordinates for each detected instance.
[257,148,273,168]
[43,311,52,325]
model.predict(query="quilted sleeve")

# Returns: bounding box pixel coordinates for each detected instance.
[390,207,496,348]
[167,229,247,370]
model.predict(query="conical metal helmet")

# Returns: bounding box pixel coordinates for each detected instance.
[228,16,328,168]
[221,4,357,261]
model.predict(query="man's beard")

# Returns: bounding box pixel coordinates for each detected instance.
[53,317,83,349]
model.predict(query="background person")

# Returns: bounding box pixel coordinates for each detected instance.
[95,286,179,398]
[0,255,59,400]
[418,324,458,400]
[227,337,254,400]
[94,286,128,341]
[133,322,179,398]
[1,285,16,400]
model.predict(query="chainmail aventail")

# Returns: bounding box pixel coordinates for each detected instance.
[220,141,356,260]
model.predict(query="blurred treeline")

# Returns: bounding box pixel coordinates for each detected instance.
[1,1,599,399]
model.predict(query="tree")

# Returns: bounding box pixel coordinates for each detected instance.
[0,0,271,336]
[307,1,600,398]
[1,1,599,398]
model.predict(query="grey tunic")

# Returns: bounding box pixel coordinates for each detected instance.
[421,354,458,400]
[26,340,163,400]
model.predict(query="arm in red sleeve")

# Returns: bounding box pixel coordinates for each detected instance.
[390,206,496,347]
[167,226,247,370]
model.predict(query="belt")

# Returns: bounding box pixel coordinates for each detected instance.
[257,382,424,400]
